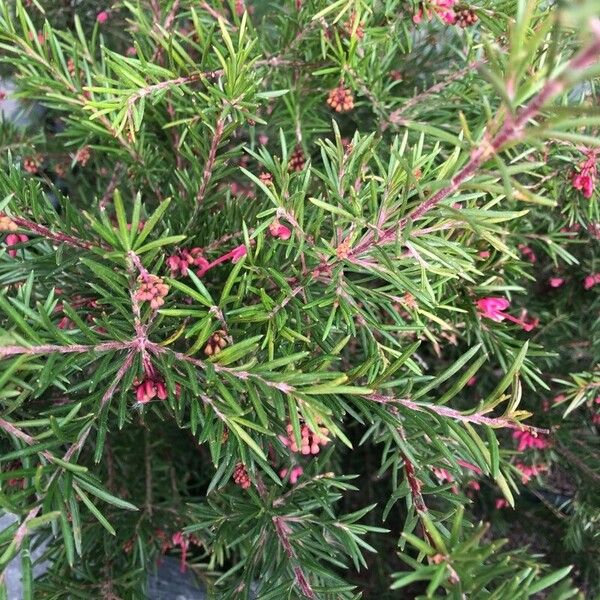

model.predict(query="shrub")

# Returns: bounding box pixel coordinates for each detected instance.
[0,0,599,597]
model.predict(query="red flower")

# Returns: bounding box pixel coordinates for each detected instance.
[571,150,597,199]
[233,463,251,489]
[476,297,538,332]
[476,297,510,322]
[413,0,457,24]
[269,220,292,240]
[134,377,168,404]
[512,430,548,452]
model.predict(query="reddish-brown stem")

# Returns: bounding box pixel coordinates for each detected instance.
[125,57,312,110]
[0,417,38,448]
[11,216,103,250]
[401,452,435,546]
[402,453,428,514]
[99,163,124,210]
[272,516,316,599]
[196,115,226,206]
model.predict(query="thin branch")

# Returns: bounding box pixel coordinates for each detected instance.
[0,341,132,359]
[99,162,125,210]
[11,216,103,250]
[272,516,316,600]
[386,54,489,126]
[147,342,295,394]
[367,394,549,434]
[195,114,226,206]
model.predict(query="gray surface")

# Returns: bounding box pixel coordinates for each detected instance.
[0,78,43,128]
[1,513,49,599]
[0,513,206,599]
[148,557,206,599]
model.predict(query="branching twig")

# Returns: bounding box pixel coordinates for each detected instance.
[272,516,316,600]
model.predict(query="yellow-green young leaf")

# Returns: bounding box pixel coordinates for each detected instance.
[133,197,173,249]
[495,471,515,508]
[482,342,529,409]
[112,190,130,250]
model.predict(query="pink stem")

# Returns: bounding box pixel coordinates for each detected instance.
[0,341,132,358]
[367,394,549,434]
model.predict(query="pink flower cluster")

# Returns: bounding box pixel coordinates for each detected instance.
[413,0,457,24]
[166,247,205,277]
[476,297,538,332]
[549,277,564,288]
[584,273,600,289]
[4,233,29,257]
[571,150,597,199]
[134,377,167,403]
[279,465,304,484]
[134,274,169,309]
[280,422,330,455]
[515,462,548,484]
[512,430,549,452]
[233,463,251,489]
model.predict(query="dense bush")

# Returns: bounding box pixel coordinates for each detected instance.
[0,0,599,598]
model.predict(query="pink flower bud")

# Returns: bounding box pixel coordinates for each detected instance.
[96,11,109,24]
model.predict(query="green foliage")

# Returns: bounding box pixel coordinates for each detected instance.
[0,0,598,597]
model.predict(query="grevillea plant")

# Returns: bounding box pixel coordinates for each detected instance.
[0,0,599,598]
